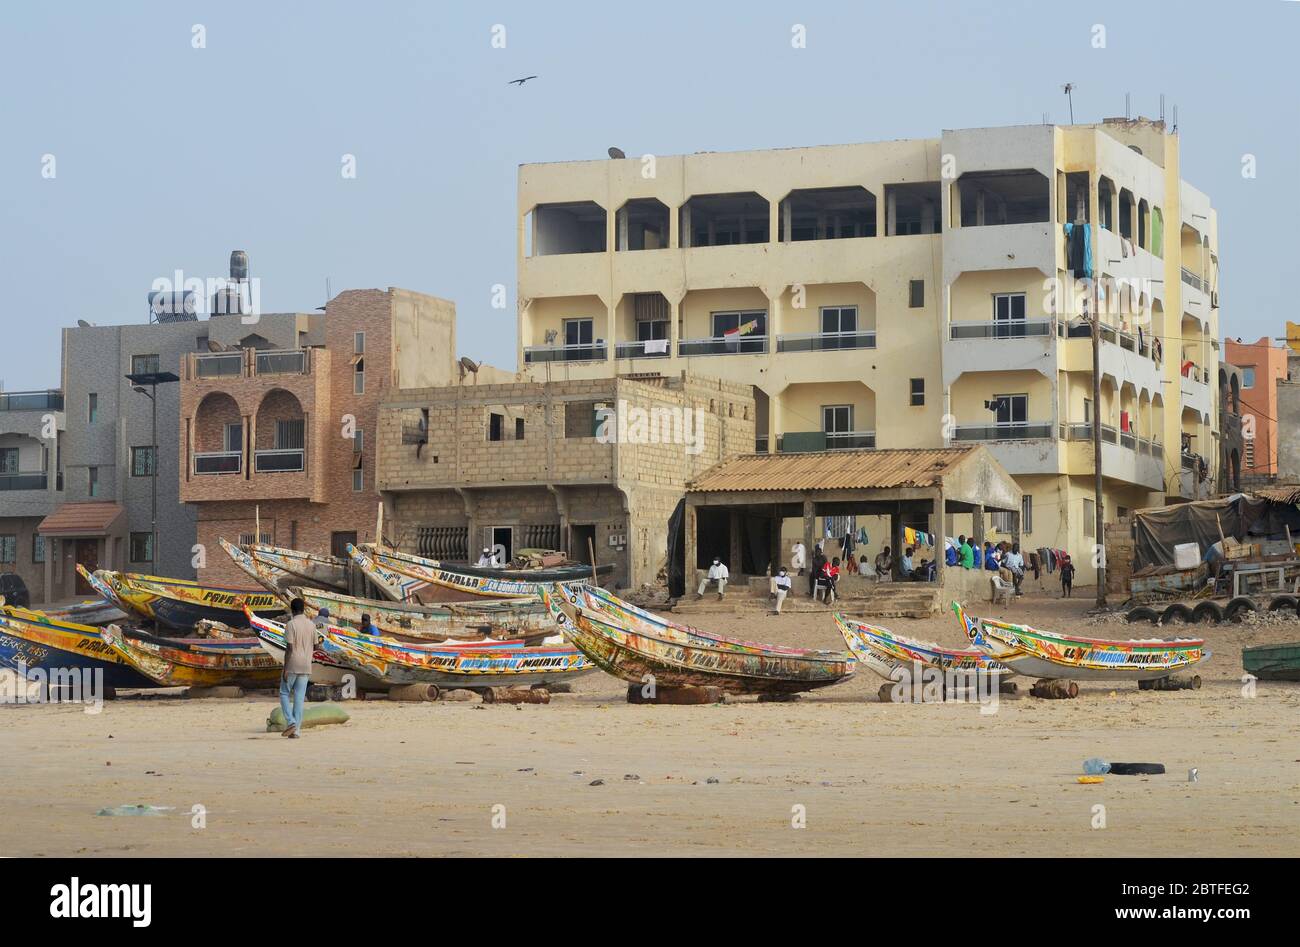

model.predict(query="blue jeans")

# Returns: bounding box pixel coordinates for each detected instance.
[279,672,310,731]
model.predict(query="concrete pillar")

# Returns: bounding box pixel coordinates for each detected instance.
[683,500,698,585]
[782,200,792,243]
[1011,509,1022,548]
[922,199,936,234]
[972,504,985,549]
[769,506,782,575]
[43,546,53,606]
[617,206,629,251]
[802,496,815,585]
[886,189,897,236]
[933,488,945,584]
[889,509,902,579]
[728,509,743,576]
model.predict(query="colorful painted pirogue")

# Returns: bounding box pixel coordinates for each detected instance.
[834,614,1012,680]
[245,542,348,590]
[349,544,608,602]
[289,586,554,642]
[90,568,284,630]
[544,584,855,695]
[953,602,1209,681]
[249,608,591,690]
[0,607,158,690]
[249,611,388,690]
[100,624,282,688]
[219,539,300,594]
[38,597,128,627]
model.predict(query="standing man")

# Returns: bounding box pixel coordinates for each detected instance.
[280,597,317,740]
[1060,555,1076,598]
[697,557,730,599]
[791,540,807,577]
[809,545,827,597]
[841,529,857,574]
[771,567,792,614]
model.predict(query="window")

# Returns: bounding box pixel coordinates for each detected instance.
[1021,495,1033,535]
[129,532,154,563]
[909,280,925,308]
[1083,398,1093,424]
[636,319,668,341]
[489,413,504,442]
[1245,439,1256,468]
[1242,367,1256,389]
[0,535,15,563]
[354,331,365,355]
[822,405,853,441]
[910,378,925,407]
[352,469,363,492]
[353,430,364,453]
[820,306,857,334]
[131,446,156,477]
[710,310,766,339]
[1083,498,1095,537]
[131,354,160,375]
[563,318,594,346]
[239,531,273,546]
[222,423,242,453]
[33,534,46,564]
[354,358,365,395]
[515,417,525,440]
[275,419,305,450]
[993,293,1027,338]
[88,466,99,497]
[88,393,98,423]
[0,448,17,474]
[993,394,1028,427]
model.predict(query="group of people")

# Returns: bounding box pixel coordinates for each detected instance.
[945,536,1027,594]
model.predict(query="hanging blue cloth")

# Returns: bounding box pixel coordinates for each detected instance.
[1063,222,1093,279]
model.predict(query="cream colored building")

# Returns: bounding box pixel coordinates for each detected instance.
[515,119,1220,584]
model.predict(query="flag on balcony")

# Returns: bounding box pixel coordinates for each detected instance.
[723,319,759,338]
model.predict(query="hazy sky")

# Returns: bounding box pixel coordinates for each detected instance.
[2,0,1296,391]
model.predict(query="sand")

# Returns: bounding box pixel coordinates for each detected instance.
[3,584,1299,857]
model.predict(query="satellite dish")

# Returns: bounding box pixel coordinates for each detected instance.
[544,329,559,345]
[77,319,92,328]
[206,339,227,353]
[608,147,626,159]
[459,357,482,373]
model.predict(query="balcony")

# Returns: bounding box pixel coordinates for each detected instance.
[1180,268,1206,292]
[254,449,305,473]
[193,451,242,475]
[189,348,317,379]
[1061,423,1164,489]
[678,336,768,357]
[255,350,307,375]
[949,318,1053,340]
[776,330,876,353]
[778,430,876,452]
[0,390,63,412]
[614,340,671,360]
[952,422,1053,441]
[523,342,608,364]
[0,473,48,491]
[194,353,244,378]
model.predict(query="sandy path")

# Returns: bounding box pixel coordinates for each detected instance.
[2,588,1298,857]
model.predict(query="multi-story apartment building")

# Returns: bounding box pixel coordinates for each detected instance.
[180,287,458,587]
[0,388,64,602]
[515,118,1220,584]
[1224,337,1287,482]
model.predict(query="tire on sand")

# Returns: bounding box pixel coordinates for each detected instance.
[1160,603,1194,626]
[1224,597,1258,623]
[1191,601,1224,625]
[1125,606,1159,624]
[1267,594,1297,613]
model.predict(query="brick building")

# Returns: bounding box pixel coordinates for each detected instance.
[376,373,755,588]
[181,288,458,586]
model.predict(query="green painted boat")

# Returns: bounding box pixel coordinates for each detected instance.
[1242,642,1300,681]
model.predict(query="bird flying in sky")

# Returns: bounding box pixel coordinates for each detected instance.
[508,75,538,86]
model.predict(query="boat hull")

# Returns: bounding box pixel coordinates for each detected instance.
[545,585,854,695]
[0,610,158,690]
[100,570,285,630]
[292,586,554,641]
[101,624,282,688]
[1242,642,1300,681]
[350,544,599,602]
[247,544,347,590]
[250,616,389,690]
[834,614,1012,680]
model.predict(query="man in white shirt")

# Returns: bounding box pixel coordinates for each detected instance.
[790,541,807,576]
[697,558,729,599]
[771,567,792,614]
[476,547,498,568]
[1005,543,1026,595]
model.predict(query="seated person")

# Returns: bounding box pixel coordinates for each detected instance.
[945,542,959,566]
[874,546,893,582]
[899,546,915,579]
[984,543,1000,572]
[819,557,842,603]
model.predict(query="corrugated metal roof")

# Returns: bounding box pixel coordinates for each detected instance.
[688,447,978,493]
[1251,484,1300,504]
[38,502,125,536]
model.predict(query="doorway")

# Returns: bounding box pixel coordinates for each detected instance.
[75,539,98,595]
[570,525,596,565]
[330,531,358,559]
[484,526,513,564]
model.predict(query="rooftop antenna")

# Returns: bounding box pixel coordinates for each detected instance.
[1125,92,1130,120]
[1160,94,1165,123]
[1062,83,1076,124]
[1172,104,1178,135]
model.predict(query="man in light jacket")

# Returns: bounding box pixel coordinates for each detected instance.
[280,597,317,739]
[697,558,729,599]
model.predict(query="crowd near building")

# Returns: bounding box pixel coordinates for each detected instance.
[0,117,1259,602]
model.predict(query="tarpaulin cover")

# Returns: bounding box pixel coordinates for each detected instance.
[667,498,685,598]
[1132,495,1300,570]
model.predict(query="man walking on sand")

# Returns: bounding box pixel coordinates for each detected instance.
[280,597,316,739]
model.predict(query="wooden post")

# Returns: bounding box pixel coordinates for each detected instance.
[376,501,385,548]
[587,536,598,584]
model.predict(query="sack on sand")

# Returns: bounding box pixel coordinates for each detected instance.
[266,704,350,732]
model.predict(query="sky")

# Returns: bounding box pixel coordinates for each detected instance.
[1,0,1297,391]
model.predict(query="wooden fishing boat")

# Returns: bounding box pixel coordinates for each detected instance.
[219,538,300,594]
[543,584,854,695]
[834,614,1012,680]
[100,624,282,688]
[952,601,1209,681]
[250,609,591,689]
[1242,641,1300,681]
[350,543,608,602]
[0,607,158,690]
[94,569,285,630]
[246,542,347,590]
[34,596,128,627]
[247,611,387,690]
[289,586,554,642]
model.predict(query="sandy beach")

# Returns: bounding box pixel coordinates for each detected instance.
[3,585,1299,858]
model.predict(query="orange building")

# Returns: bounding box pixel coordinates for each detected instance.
[1223,337,1288,478]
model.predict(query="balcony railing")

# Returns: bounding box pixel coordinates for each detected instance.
[952,422,1053,441]
[0,473,48,491]
[614,340,671,359]
[778,430,876,452]
[0,390,63,411]
[678,336,768,357]
[1181,268,1206,292]
[523,343,608,364]
[194,451,242,475]
[194,353,244,377]
[255,350,307,375]
[949,318,1053,341]
[776,330,877,353]
[254,449,305,473]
